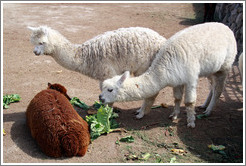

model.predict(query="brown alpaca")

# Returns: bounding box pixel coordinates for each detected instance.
[26,83,90,158]
[47,82,71,100]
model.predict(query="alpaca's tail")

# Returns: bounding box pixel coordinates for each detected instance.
[61,134,79,157]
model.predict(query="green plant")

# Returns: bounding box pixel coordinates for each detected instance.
[119,136,135,143]
[70,97,89,110]
[86,104,119,141]
[3,94,21,109]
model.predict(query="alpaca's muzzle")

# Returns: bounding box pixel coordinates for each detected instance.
[33,45,44,56]
[99,95,105,103]
[33,50,41,56]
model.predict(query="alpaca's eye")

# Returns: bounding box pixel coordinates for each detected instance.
[108,89,113,92]
[39,42,44,45]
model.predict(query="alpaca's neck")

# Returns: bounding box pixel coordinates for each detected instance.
[116,52,182,102]
[52,42,81,71]
[49,32,82,72]
[117,71,166,101]
[49,32,101,78]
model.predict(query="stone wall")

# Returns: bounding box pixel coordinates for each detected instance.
[214,3,243,59]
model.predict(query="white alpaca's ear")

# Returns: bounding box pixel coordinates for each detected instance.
[117,71,130,86]
[40,26,48,35]
[27,26,38,31]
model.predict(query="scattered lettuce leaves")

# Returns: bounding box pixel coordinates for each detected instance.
[70,97,89,110]
[86,103,119,141]
[196,114,208,119]
[119,135,134,143]
[170,156,177,163]
[97,105,113,133]
[151,105,162,109]
[86,114,103,140]
[208,144,227,157]
[115,140,120,145]
[208,144,225,151]
[3,94,21,109]
[3,129,6,136]
[139,153,151,161]
[125,154,138,160]
[92,100,104,110]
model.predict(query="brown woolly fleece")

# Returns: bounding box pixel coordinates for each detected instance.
[26,83,90,158]
[47,82,71,100]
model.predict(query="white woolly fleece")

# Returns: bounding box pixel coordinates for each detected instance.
[28,26,167,81]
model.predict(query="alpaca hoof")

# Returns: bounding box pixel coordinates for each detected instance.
[172,116,178,120]
[187,122,195,128]
[169,112,178,120]
[136,109,141,113]
[169,114,177,120]
[203,110,211,116]
[136,112,144,119]
[134,109,141,115]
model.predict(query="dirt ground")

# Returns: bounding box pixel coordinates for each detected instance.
[2,3,244,164]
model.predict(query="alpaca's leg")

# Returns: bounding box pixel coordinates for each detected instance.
[185,102,196,128]
[203,71,227,116]
[169,85,184,120]
[200,90,212,109]
[184,81,197,128]
[200,77,213,109]
[136,93,158,119]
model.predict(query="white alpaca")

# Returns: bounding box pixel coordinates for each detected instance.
[99,22,237,128]
[27,26,166,84]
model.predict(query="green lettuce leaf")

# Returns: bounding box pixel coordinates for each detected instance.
[70,97,89,110]
[3,94,21,109]
[97,105,113,133]
[92,100,104,110]
[119,135,134,143]
[86,102,119,141]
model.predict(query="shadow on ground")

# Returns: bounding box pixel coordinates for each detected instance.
[113,66,243,163]
[4,111,47,159]
[179,3,204,25]
[175,65,243,163]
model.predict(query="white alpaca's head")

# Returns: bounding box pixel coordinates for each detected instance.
[27,26,56,56]
[99,71,130,104]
